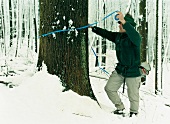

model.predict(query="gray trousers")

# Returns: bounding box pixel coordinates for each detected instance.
[105,70,141,113]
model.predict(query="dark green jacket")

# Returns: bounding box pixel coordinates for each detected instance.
[92,22,141,77]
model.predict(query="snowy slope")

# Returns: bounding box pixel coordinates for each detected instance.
[0,59,170,124]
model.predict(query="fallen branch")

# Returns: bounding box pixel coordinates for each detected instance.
[0,81,10,86]
[165,104,170,107]
[0,81,15,88]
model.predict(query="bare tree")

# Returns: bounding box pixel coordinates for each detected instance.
[155,0,163,94]
[139,0,147,62]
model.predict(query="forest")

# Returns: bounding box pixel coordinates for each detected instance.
[0,0,170,97]
[1,0,170,123]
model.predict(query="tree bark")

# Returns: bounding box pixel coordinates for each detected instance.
[139,0,147,62]
[38,0,96,99]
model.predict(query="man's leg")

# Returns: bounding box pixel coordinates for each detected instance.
[104,70,125,110]
[126,77,141,113]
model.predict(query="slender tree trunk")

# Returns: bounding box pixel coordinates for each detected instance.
[2,0,10,56]
[0,0,4,57]
[9,0,13,46]
[34,0,39,53]
[34,18,38,53]
[1,0,6,56]
[139,0,147,62]
[155,0,158,94]
[15,0,20,57]
[155,0,163,94]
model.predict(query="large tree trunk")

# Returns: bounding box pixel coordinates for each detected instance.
[38,0,96,99]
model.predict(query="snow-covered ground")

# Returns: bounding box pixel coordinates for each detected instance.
[1,50,170,124]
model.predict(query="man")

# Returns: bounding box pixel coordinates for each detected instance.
[90,12,141,117]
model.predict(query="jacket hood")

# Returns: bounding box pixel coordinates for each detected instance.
[124,14,136,27]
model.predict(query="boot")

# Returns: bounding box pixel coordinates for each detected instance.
[113,109,125,115]
[129,112,138,117]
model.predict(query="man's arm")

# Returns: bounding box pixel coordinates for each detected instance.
[91,26,118,42]
[116,11,141,46]
[123,22,141,46]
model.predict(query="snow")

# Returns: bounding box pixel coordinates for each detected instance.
[57,20,60,24]
[68,19,73,26]
[63,16,66,20]
[1,50,170,124]
[1,0,170,124]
